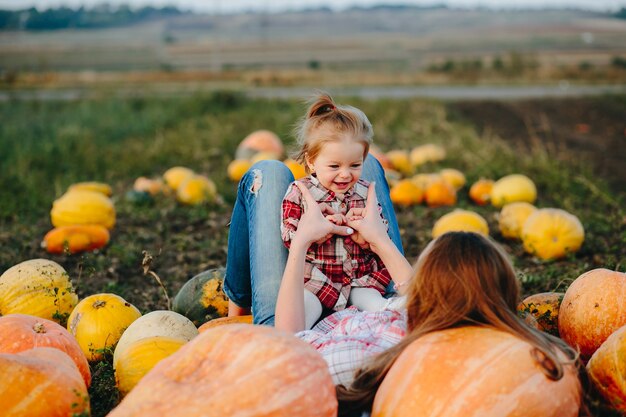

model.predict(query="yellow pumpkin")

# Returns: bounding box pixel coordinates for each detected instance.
[250,151,281,164]
[390,179,423,206]
[235,130,284,160]
[468,178,494,206]
[0,259,78,325]
[68,181,113,197]
[386,150,412,176]
[114,310,198,365]
[176,175,217,205]
[432,209,489,238]
[587,324,626,412]
[67,293,142,361]
[490,174,537,207]
[498,202,537,240]
[409,143,446,167]
[368,145,394,170]
[163,166,195,191]
[372,326,581,417]
[283,159,307,180]
[51,190,116,229]
[133,176,166,195]
[227,159,253,182]
[115,336,187,397]
[439,168,466,190]
[411,173,441,190]
[521,208,584,260]
[517,292,564,336]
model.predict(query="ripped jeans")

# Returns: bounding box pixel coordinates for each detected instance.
[223,156,403,325]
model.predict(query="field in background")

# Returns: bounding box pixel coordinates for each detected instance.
[1,7,626,90]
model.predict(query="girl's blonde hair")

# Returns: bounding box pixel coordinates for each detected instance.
[294,92,373,172]
[337,232,580,417]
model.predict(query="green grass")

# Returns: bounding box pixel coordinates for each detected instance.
[1,92,624,416]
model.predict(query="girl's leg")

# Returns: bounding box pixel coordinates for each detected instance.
[223,160,294,325]
[348,287,388,312]
[303,289,323,330]
[361,154,404,295]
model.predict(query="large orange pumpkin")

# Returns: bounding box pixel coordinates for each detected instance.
[0,347,90,417]
[235,130,284,160]
[558,268,626,360]
[108,324,337,417]
[372,326,581,417]
[0,314,90,387]
[587,324,626,412]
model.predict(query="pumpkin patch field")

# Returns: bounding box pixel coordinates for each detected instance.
[1,92,625,416]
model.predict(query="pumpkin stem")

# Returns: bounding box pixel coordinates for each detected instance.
[93,300,107,309]
[33,323,47,333]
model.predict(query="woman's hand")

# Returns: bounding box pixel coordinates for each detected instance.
[292,182,353,248]
[346,183,390,254]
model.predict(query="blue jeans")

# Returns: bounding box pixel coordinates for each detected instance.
[223,155,403,325]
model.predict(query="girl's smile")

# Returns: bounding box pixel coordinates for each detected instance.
[307,139,366,195]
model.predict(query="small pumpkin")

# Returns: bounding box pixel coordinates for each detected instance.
[0,347,90,417]
[409,143,446,167]
[51,190,116,229]
[176,174,217,205]
[372,326,581,417]
[517,292,564,336]
[558,268,626,360]
[432,209,488,238]
[108,324,337,417]
[235,130,284,160]
[521,208,584,260]
[163,166,195,191]
[67,293,142,361]
[0,259,78,325]
[172,268,229,326]
[368,145,394,170]
[68,181,112,197]
[386,150,412,176]
[227,159,253,182]
[42,224,110,254]
[390,179,423,206]
[498,202,537,240]
[250,151,281,164]
[0,313,91,387]
[283,159,307,180]
[198,315,254,332]
[490,174,537,207]
[133,176,166,195]
[115,336,187,397]
[124,190,154,205]
[114,310,198,365]
[468,178,494,206]
[439,168,466,190]
[587,324,626,412]
[411,173,441,190]
[424,179,457,207]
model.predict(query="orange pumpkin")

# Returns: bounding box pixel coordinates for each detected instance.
[0,314,90,387]
[468,178,494,205]
[0,347,90,417]
[559,268,626,360]
[390,179,423,206]
[235,130,284,160]
[42,224,110,254]
[368,145,394,170]
[108,324,337,417]
[517,292,564,336]
[198,315,254,332]
[424,179,457,207]
[587,324,626,412]
[372,326,581,417]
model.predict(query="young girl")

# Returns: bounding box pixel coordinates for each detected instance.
[335,231,583,417]
[280,93,401,329]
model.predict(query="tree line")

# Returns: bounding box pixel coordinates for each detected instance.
[0,5,186,31]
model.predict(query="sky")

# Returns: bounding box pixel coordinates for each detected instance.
[1,0,625,13]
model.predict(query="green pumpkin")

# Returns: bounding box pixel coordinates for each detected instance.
[172,268,229,326]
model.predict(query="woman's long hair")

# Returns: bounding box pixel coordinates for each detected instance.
[336,232,579,416]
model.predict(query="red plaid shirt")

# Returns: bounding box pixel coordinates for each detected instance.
[281,175,391,311]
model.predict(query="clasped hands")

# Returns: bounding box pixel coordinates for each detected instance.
[294,182,387,252]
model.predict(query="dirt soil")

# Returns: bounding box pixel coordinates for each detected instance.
[447,95,626,194]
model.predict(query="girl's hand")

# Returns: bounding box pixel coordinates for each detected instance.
[293,182,353,248]
[346,182,389,253]
[325,213,346,225]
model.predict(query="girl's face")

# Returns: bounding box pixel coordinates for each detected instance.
[307,139,365,194]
